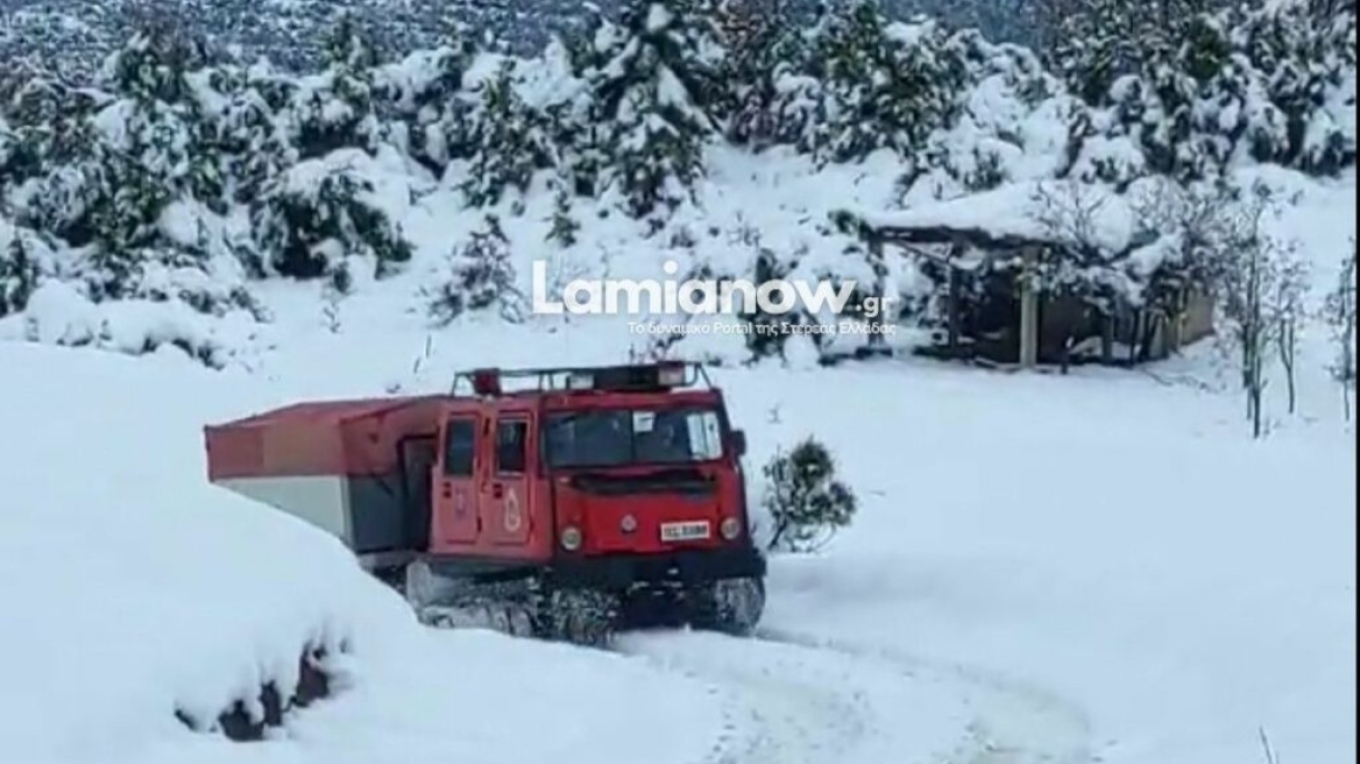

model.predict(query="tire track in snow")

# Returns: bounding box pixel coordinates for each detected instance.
[754,626,1095,764]
[611,628,1094,764]
[611,630,875,764]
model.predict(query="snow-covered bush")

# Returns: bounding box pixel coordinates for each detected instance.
[287,14,386,161]
[175,643,338,742]
[760,436,858,552]
[1042,0,1355,182]
[374,40,480,178]
[424,214,524,326]
[249,150,412,280]
[0,223,44,317]
[459,59,558,208]
[572,0,727,217]
[1232,0,1356,175]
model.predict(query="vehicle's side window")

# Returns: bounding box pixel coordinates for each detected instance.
[495,419,529,474]
[443,418,476,476]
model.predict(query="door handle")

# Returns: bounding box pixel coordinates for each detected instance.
[492,484,504,499]
[440,484,451,498]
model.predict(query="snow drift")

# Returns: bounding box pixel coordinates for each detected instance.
[0,342,729,764]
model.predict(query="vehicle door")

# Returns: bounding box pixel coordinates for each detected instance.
[484,412,532,546]
[433,413,480,544]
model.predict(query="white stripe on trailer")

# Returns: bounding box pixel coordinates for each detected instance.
[215,475,353,546]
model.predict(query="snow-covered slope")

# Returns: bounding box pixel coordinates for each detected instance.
[0,342,741,764]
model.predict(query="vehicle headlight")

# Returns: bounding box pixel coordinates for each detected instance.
[560,525,583,551]
[720,516,741,540]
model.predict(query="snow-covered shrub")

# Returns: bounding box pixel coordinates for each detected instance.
[249,150,412,280]
[460,59,558,208]
[543,184,581,247]
[761,436,858,552]
[0,223,44,317]
[287,14,386,161]
[376,39,481,177]
[1232,0,1356,176]
[779,2,972,164]
[175,643,339,743]
[1044,0,1354,182]
[5,273,259,370]
[573,0,727,217]
[424,214,524,326]
[196,63,299,205]
[898,31,1071,200]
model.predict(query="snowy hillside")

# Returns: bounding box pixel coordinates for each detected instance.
[0,1,1355,763]
[1,0,1354,370]
[0,0,1036,78]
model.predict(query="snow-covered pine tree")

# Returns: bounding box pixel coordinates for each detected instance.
[289,13,386,160]
[0,29,265,363]
[801,0,968,164]
[250,149,414,281]
[536,34,604,198]
[761,436,858,553]
[378,28,481,178]
[9,26,233,302]
[425,213,524,324]
[1232,0,1356,175]
[545,184,581,247]
[460,59,558,209]
[1039,0,1226,103]
[721,0,824,150]
[0,224,43,318]
[201,59,299,206]
[575,0,728,217]
[1051,0,1276,183]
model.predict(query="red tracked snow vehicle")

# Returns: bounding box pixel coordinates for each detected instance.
[203,361,766,645]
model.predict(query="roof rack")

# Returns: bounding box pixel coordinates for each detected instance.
[450,361,713,396]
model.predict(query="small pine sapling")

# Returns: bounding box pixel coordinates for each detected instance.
[425,215,525,326]
[0,234,40,318]
[545,186,580,248]
[761,436,857,552]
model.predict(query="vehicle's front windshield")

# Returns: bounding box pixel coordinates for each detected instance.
[544,406,725,468]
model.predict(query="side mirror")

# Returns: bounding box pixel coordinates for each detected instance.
[731,429,747,457]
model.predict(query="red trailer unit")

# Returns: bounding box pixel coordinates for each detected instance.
[205,395,447,556]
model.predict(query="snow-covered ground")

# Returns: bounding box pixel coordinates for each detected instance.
[2,315,1353,764]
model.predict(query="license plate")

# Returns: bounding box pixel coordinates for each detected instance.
[660,521,711,542]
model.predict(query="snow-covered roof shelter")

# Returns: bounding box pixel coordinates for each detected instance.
[835,179,1140,256]
[831,181,1214,369]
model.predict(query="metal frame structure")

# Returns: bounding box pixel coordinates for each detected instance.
[449,361,714,396]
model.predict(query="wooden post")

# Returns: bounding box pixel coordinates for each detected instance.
[867,236,885,347]
[1101,312,1115,364]
[947,266,961,352]
[1018,247,1039,369]
[1166,288,1186,353]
